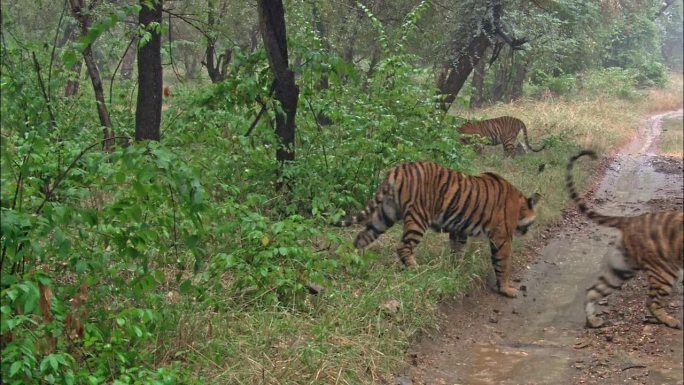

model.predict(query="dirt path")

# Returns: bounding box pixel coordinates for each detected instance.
[398,110,683,385]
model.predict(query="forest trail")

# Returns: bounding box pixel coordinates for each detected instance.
[399,109,684,385]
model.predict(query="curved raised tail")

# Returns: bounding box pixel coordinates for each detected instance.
[521,123,547,152]
[565,150,623,228]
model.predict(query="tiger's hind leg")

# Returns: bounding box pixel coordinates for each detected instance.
[449,231,468,255]
[396,218,426,267]
[585,250,635,328]
[502,141,519,157]
[645,265,682,329]
[489,239,518,298]
[515,143,527,156]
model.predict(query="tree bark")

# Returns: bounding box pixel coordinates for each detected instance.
[311,0,332,125]
[204,0,231,83]
[491,51,510,102]
[135,0,162,141]
[437,0,527,110]
[120,37,137,80]
[470,48,488,108]
[257,0,299,171]
[60,20,83,96]
[509,58,528,101]
[438,33,491,109]
[64,61,83,97]
[69,0,114,150]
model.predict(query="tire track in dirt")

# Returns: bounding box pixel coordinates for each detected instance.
[398,110,683,385]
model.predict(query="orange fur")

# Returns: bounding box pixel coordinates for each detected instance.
[458,116,546,157]
[337,161,540,297]
[567,150,684,329]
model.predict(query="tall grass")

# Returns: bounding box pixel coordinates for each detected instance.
[659,117,684,157]
[166,75,683,384]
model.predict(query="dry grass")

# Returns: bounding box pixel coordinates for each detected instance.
[643,73,684,113]
[659,117,684,157]
[454,97,642,156]
[452,72,684,157]
[165,74,684,384]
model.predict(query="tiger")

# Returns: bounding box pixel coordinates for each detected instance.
[336,160,541,298]
[458,116,546,157]
[566,150,683,329]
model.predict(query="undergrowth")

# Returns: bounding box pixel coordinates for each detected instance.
[659,117,684,157]
[2,16,682,385]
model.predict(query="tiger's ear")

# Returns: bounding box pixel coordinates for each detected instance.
[528,193,542,208]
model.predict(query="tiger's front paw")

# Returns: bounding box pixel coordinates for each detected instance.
[586,315,606,329]
[401,255,418,268]
[499,286,518,298]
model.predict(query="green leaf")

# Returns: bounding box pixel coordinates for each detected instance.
[179,279,193,294]
[9,361,22,377]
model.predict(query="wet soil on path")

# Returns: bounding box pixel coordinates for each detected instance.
[399,110,684,385]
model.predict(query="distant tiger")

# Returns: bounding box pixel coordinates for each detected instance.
[458,116,546,157]
[567,150,683,329]
[336,161,540,298]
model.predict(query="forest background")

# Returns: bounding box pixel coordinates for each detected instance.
[1,0,683,383]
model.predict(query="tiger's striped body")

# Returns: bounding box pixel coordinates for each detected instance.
[337,161,540,298]
[458,116,546,157]
[567,150,684,329]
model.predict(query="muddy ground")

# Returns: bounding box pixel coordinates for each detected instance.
[398,110,684,385]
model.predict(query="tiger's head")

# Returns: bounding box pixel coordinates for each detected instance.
[516,193,541,236]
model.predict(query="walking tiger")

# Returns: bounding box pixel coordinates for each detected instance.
[336,161,541,298]
[458,116,546,157]
[566,150,683,329]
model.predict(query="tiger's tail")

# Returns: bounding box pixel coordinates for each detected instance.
[520,120,547,152]
[334,181,397,248]
[566,150,623,228]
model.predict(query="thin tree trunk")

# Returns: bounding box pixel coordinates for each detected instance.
[69,0,114,150]
[83,46,114,149]
[491,51,510,102]
[60,19,82,96]
[204,0,230,83]
[257,0,299,183]
[509,58,527,101]
[135,0,162,141]
[64,61,83,97]
[470,48,488,108]
[311,0,332,125]
[120,37,136,80]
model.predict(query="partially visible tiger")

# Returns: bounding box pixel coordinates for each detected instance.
[458,116,546,157]
[566,150,683,329]
[336,160,541,298]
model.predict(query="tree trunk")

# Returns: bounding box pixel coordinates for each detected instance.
[437,0,527,110]
[68,0,114,150]
[491,52,510,102]
[311,0,332,125]
[509,59,527,101]
[135,0,162,141]
[120,36,137,80]
[60,20,83,97]
[64,60,83,97]
[437,33,490,109]
[257,0,299,174]
[470,48,488,108]
[204,0,231,83]
[83,46,114,149]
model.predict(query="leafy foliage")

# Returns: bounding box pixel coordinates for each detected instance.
[1,0,681,383]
